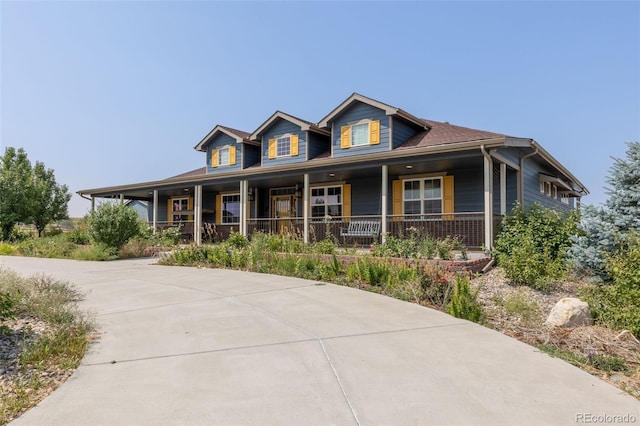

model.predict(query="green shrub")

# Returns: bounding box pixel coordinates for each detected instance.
[226,231,249,249]
[65,228,89,245]
[418,266,452,308]
[495,202,578,289]
[346,258,391,286]
[70,244,117,261]
[87,203,142,250]
[0,291,16,321]
[0,242,16,255]
[447,275,484,323]
[583,234,640,337]
[16,235,76,258]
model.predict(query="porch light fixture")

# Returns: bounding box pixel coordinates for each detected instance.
[329,173,335,177]
[405,165,413,169]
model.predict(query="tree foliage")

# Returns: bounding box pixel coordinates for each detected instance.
[87,203,142,250]
[494,202,578,289]
[571,142,640,277]
[31,162,72,237]
[0,147,71,240]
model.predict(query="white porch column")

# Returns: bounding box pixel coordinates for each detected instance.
[482,148,494,251]
[240,180,248,237]
[119,194,124,205]
[303,173,309,244]
[500,163,507,216]
[152,190,158,233]
[381,165,388,243]
[91,196,95,212]
[194,185,202,245]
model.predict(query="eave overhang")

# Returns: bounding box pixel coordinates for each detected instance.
[194,125,255,152]
[318,93,429,130]
[250,111,329,140]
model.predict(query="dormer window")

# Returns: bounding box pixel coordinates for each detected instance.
[268,133,299,159]
[341,119,380,149]
[277,136,291,157]
[211,145,236,168]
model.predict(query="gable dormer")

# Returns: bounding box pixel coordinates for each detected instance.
[251,111,330,166]
[318,93,429,157]
[194,125,259,173]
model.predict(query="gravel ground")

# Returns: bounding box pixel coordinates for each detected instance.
[0,316,76,423]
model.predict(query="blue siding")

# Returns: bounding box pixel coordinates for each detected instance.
[261,118,306,167]
[206,133,242,174]
[243,144,261,168]
[331,102,390,158]
[307,131,330,160]
[392,117,418,149]
[350,177,382,215]
[522,157,573,210]
[452,168,484,212]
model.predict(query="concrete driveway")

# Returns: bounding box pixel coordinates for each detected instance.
[1,256,638,426]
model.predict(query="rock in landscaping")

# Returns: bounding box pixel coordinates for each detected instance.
[544,298,593,328]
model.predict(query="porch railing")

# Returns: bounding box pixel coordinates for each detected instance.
[151,212,500,249]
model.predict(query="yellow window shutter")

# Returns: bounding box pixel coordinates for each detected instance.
[340,125,351,149]
[188,197,193,222]
[392,180,403,221]
[369,120,380,145]
[167,199,173,225]
[211,149,219,168]
[246,199,251,220]
[443,175,454,220]
[290,134,299,156]
[215,194,222,225]
[342,184,351,220]
[268,138,276,159]
[229,145,237,165]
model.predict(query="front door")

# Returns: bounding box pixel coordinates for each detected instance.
[272,195,295,233]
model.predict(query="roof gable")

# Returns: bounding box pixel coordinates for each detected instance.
[250,111,329,140]
[318,93,428,129]
[194,125,252,152]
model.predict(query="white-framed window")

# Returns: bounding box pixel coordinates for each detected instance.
[276,136,291,157]
[551,184,558,199]
[403,178,443,215]
[221,193,240,224]
[172,197,189,222]
[351,122,369,146]
[311,186,342,218]
[218,147,230,166]
[561,193,570,205]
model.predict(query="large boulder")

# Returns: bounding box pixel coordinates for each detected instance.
[545,298,593,328]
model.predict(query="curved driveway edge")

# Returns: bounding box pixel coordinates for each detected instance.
[2,256,639,426]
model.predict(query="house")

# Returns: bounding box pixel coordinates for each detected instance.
[78,93,588,249]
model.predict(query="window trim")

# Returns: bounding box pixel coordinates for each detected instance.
[402,177,443,215]
[218,146,231,166]
[310,184,343,218]
[221,193,240,224]
[350,121,370,147]
[171,197,190,222]
[276,134,292,158]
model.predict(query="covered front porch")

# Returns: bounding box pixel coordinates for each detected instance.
[93,148,520,250]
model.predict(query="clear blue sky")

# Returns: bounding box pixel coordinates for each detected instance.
[2,1,639,218]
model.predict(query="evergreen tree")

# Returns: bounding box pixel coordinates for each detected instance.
[571,142,640,276]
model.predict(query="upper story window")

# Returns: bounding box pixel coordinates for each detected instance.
[403,178,442,215]
[276,136,291,157]
[268,134,299,159]
[219,147,230,166]
[311,186,342,218]
[212,145,236,168]
[341,119,380,149]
